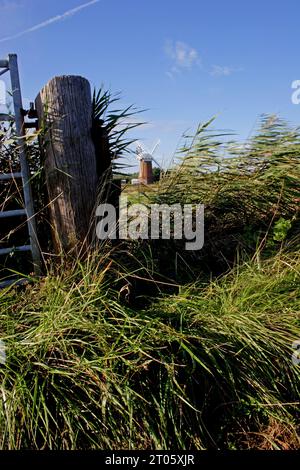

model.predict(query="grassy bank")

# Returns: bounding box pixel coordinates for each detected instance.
[0,249,299,449]
[1,114,300,449]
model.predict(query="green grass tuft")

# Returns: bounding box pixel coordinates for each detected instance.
[0,251,299,449]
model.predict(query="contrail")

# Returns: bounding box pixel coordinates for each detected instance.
[0,0,100,43]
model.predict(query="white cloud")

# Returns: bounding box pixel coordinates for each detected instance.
[210,65,242,77]
[0,0,100,43]
[164,40,200,77]
[164,40,242,79]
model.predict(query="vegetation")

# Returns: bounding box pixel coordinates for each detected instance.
[0,249,299,449]
[91,87,144,175]
[0,112,300,449]
[146,115,300,279]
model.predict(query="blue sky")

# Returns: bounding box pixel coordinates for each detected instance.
[1,0,300,170]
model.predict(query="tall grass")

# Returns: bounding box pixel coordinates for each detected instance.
[147,115,300,279]
[1,113,299,449]
[0,249,299,449]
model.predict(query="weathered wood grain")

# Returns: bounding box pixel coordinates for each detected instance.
[35,76,98,253]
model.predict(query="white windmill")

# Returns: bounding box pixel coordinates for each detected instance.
[136,140,162,184]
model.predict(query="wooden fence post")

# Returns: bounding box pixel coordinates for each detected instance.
[35,75,98,253]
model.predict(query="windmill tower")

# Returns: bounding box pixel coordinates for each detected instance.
[136,140,161,185]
